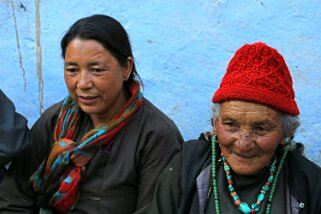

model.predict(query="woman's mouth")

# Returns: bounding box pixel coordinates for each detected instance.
[77,96,99,105]
[235,153,255,159]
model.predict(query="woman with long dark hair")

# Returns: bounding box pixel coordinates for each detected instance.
[0,15,183,213]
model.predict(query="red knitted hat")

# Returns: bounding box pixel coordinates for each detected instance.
[212,42,299,116]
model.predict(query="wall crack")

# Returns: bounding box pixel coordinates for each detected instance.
[11,0,27,91]
[35,0,44,114]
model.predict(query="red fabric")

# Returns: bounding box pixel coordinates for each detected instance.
[212,42,299,116]
[53,167,81,212]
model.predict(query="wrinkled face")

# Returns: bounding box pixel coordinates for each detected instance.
[64,39,132,127]
[214,101,283,175]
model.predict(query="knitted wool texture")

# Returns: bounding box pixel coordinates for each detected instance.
[212,42,299,116]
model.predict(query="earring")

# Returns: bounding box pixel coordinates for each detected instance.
[281,136,291,145]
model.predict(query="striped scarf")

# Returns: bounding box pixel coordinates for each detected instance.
[30,81,143,213]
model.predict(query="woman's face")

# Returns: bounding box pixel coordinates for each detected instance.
[64,38,133,127]
[214,100,283,175]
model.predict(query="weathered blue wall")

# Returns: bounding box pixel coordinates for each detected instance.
[1,0,321,165]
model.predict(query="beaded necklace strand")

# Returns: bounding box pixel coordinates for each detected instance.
[211,136,289,214]
[265,144,288,214]
[221,155,277,213]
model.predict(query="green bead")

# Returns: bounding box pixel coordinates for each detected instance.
[214,199,219,205]
[265,204,271,214]
[224,165,230,171]
[212,136,221,214]
[251,203,261,212]
[268,175,274,183]
[270,165,276,171]
[257,193,265,201]
[265,147,289,214]
[228,184,234,192]
[233,195,239,201]
[238,202,251,214]
[262,184,269,191]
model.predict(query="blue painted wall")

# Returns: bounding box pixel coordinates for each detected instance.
[1,0,321,165]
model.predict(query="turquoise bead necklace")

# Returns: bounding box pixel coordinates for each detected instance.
[221,154,277,213]
[211,136,289,214]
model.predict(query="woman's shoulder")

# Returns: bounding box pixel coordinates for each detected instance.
[181,134,212,172]
[141,98,174,122]
[42,101,63,119]
[140,98,182,134]
[31,101,63,132]
[183,133,212,154]
[286,143,321,212]
[286,143,321,186]
[287,145,321,175]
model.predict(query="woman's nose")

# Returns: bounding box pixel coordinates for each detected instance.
[235,131,255,151]
[77,71,93,89]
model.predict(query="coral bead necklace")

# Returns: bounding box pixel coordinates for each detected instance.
[211,136,288,214]
[221,154,277,213]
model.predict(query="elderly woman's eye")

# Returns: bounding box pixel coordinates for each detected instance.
[224,121,236,127]
[223,121,238,130]
[223,121,238,132]
[254,125,269,133]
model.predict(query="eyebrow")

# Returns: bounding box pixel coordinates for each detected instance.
[64,61,106,67]
[87,61,105,66]
[64,62,78,66]
[252,119,277,127]
[220,115,235,121]
[221,115,277,126]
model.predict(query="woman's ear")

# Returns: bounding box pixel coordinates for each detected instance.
[280,135,293,145]
[123,56,133,81]
[280,128,294,145]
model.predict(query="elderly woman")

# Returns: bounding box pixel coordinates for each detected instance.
[0,15,183,213]
[150,42,321,214]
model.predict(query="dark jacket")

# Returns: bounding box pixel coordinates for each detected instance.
[150,135,321,214]
[0,98,183,214]
[0,89,30,168]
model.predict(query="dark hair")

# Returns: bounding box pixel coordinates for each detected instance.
[61,14,141,90]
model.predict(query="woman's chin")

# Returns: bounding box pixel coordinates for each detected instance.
[227,155,265,175]
[78,104,98,115]
[230,166,262,176]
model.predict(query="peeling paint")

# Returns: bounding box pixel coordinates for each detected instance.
[18,1,26,11]
[35,0,44,114]
[256,0,266,7]
[10,0,27,91]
